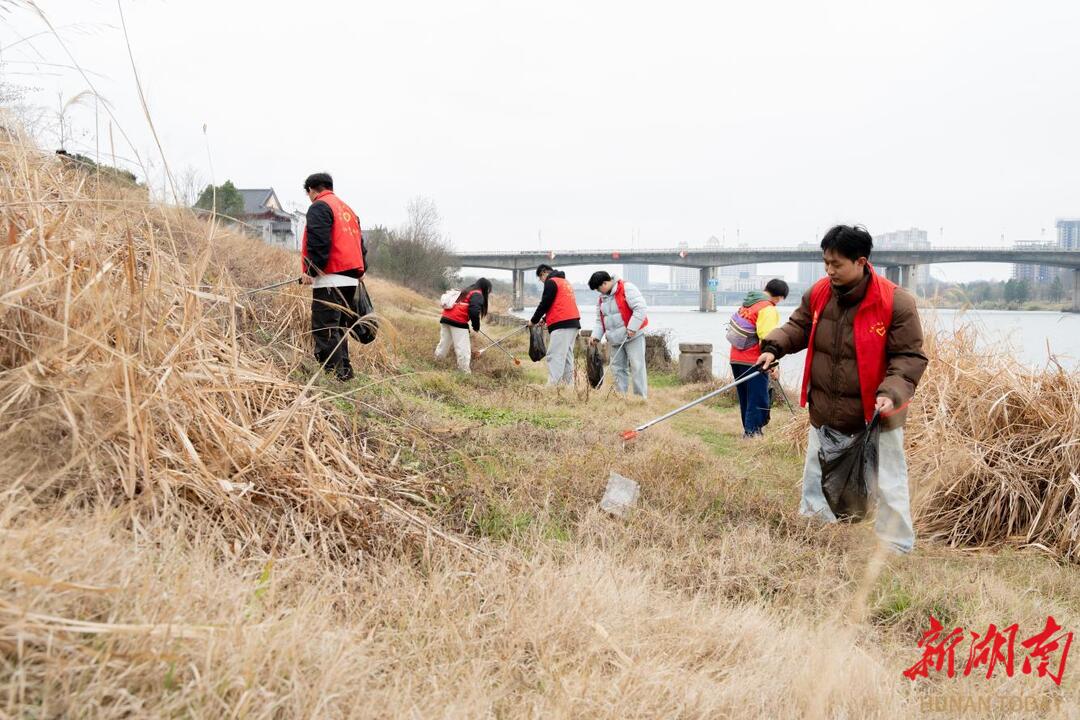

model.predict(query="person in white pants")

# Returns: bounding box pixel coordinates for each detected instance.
[434,324,474,372]
[755,225,927,554]
[528,264,582,387]
[588,271,649,398]
[435,279,492,373]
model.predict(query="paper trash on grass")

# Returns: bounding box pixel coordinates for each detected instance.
[600,471,640,518]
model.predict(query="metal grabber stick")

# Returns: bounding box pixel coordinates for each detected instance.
[477,324,528,355]
[620,362,776,441]
[244,277,301,295]
[476,328,522,365]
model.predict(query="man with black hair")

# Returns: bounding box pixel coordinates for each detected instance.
[588,270,649,397]
[756,225,927,554]
[727,278,788,436]
[528,264,581,386]
[300,172,367,381]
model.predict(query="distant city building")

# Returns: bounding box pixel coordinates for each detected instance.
[718,273,778,293]
[1012,240,1061,285]
[797,241,822,284]
[1012,218,1080,286]
[622,264,650,289]
[709,237,755,279]
[1057,218,1080,250]
[239,188,305,250]
[875,227,931,287]
[670,241,698,291]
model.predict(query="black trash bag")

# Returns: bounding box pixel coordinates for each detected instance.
[349,280,378,345]
[528,324,547,362]
[817,411,881,521]
[586,342,604,388]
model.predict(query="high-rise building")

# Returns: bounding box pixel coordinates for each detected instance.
[876,227,932,287]
[1012,240,1061,285]
[714,237,754,279]
[1057,219,1080,250]
[622,264,650,289]
[797,242,822,284]
[670,241,698,291]
[1013,219,1080,287]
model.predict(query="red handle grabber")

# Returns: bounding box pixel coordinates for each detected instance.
[618,364,771,443]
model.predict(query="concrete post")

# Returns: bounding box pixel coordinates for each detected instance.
[1072,269,1080,313]
[512,268,525,311]
[678,343,713,382]
[884,266,901,285]
[698,267,717,313]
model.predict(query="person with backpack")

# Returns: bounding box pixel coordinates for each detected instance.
[300,172,366,382]
[727,278,789,436]
[435,279,492,373]
[528,264,581,386]
[755,225,927,554]
[588,271,649,398]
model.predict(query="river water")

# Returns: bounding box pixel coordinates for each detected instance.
[516,304,1080,386]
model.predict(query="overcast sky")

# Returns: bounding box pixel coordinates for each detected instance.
[3,0,1079,282]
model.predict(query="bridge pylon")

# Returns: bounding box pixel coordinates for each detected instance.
[512,269,525,311]
[699,267,717,312]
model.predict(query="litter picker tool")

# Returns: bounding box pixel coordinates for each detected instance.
[476,328,522,365]
[477,324,527,355]
[244,277,301,295]
[620,363,774,441]
[771,375,797,416]
[596,335,631,391]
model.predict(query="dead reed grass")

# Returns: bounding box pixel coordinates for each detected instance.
[908,327,1080,561]
[0,132,465,560]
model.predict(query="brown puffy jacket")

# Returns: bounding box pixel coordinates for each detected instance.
[760,270,928,434]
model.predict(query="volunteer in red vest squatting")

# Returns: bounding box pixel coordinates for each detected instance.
[435,279,492,373]
[300,172,366,382]
[755,225,927,554]
[588,271,649,398]
[727,278,788,437]
[528,264,581,386]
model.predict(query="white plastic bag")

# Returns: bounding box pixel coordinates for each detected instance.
[600,471,640,518]
[439,289,460,309]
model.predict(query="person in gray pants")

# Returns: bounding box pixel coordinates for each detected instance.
[588,271,649,398]
[528,264,581,386]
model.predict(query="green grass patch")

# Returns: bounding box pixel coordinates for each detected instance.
[676,420,738,457]
[649,372,681,388]
[445,400,576,430]
[473,504,570,542]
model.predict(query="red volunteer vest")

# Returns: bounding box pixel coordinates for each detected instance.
[800,264,896,423]
[599,280,648,333]
[301,190,364,275]
[441,289,479,325]
[545,276,580,326]
[729,299,772,363]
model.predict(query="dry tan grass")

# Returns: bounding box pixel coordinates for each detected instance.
[907,328,1080,561]
[0,132,468,562]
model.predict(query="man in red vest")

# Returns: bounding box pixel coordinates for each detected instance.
[756,225,927,553]
[588,270,649,398]
[528,264,581,386]
[300,172,366,381]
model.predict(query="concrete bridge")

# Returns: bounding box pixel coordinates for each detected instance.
[453,246,1080,312]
